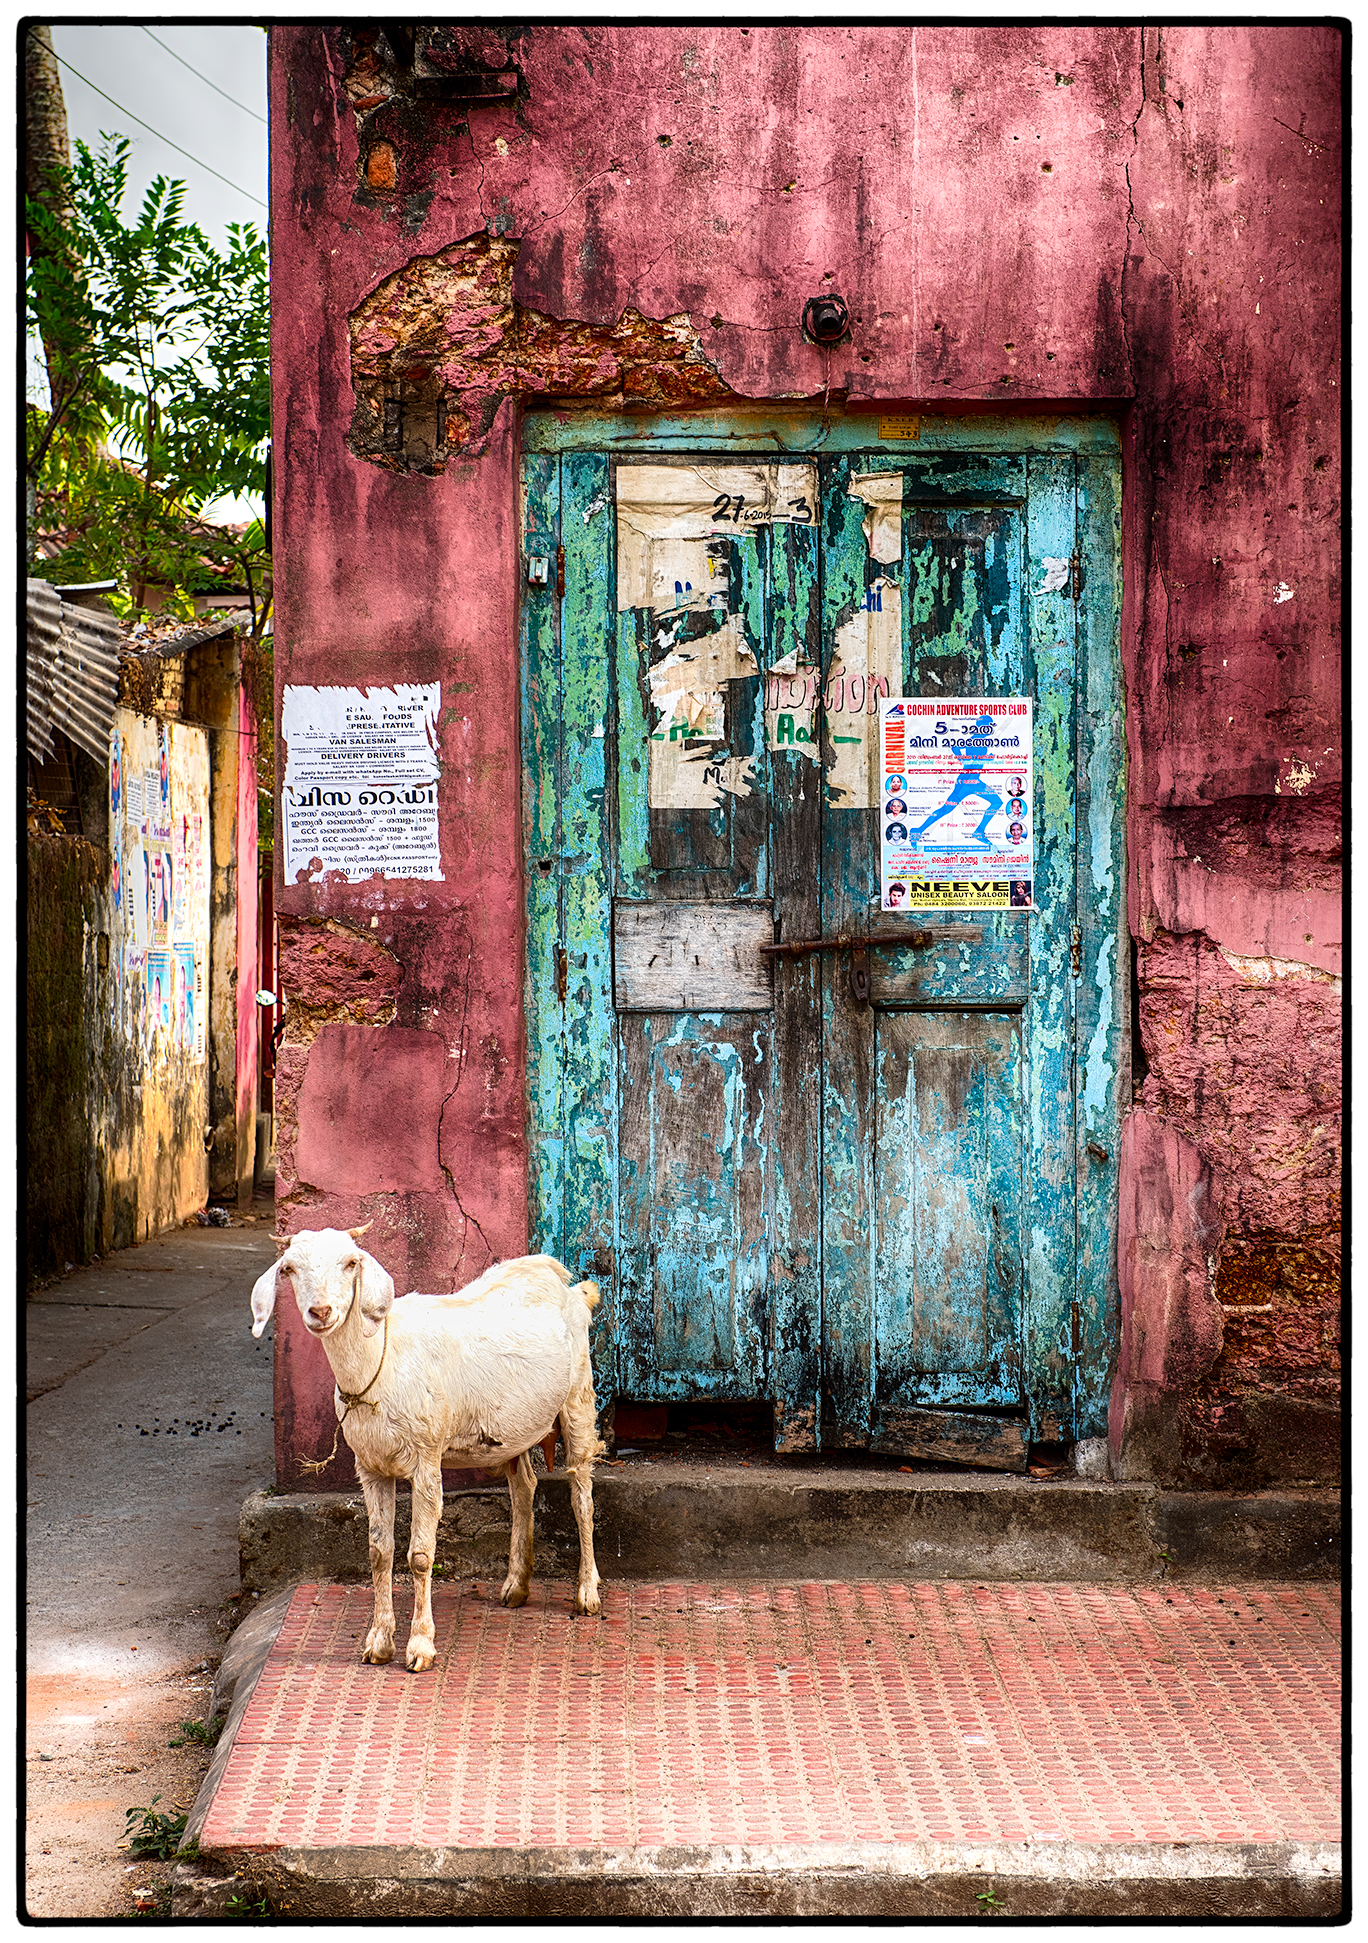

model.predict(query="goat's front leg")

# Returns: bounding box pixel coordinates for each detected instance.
[561,1388,603,1616]
[501,1451,537,1608]
[404,1455,443,1672]
[357,1468,397,1664]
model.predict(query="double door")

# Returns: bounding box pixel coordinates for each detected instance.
[522,420,1123,1466]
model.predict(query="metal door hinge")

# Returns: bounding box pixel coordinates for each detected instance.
[1070,924,1082,978]
[555,946,568,1003]
[1071,551,1082,600]
[556,544,565,600]
[1071,1300,1082,1358]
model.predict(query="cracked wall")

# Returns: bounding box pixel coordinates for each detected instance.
[269,24,1340,1485]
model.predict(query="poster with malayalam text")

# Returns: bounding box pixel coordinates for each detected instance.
[879,698,1034,912]
[281,683,443,883]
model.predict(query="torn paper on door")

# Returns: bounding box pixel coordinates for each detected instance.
[617,462,817,610]
[649,730,757,810]
[646,618,760,807]
[764,647,822,762]
[826,580,903,807]
[848,472,904,563]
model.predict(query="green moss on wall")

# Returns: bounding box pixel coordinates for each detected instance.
[27,832,105,1280]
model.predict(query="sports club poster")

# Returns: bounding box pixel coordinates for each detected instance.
[879,698,1034,913]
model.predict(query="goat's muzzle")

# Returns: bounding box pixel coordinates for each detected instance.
[306,1306,333,1331]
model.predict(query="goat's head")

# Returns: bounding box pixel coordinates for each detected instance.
[250,1225,394,1340]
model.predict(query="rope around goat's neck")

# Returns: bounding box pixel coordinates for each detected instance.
[299,1314,389,1476]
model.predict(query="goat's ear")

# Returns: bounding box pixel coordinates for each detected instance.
[348,1221,373,1239]
[250,1262,279,1338]
[356,1251,394,1339]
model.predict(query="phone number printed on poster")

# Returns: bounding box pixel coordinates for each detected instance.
[879,698,1034,912]
[282,684,444,884]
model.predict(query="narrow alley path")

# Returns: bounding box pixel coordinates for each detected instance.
[25,1203,276,1918]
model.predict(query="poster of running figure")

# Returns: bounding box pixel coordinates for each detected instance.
[879,697,1034,912]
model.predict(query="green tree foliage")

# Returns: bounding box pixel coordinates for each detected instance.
[26,136,270,621]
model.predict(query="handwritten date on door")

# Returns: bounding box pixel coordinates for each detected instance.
[711,493,813,526]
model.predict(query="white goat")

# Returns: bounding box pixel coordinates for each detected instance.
[250,1225,603,1672]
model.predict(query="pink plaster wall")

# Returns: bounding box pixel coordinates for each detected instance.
[268,25,1341,1483]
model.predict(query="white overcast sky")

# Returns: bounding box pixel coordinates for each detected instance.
[30,24,270,517]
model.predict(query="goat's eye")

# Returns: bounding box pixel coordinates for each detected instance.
[344,1259,358,1271]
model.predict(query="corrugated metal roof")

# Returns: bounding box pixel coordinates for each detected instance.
[27,579,123,766]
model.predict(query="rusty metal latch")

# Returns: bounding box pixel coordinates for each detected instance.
[760,929,937,1006]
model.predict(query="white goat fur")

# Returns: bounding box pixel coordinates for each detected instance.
[250,1226,603,1671]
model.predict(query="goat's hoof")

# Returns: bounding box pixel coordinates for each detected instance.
[574,1588,603,1617]
[500,1579,530,1609]
[405,1638,436,1672]
[362,1635,395,1665]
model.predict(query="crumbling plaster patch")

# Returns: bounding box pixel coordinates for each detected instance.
[276,914,402,1046]
[348,234,737,469]
[1137,928,1340,1237]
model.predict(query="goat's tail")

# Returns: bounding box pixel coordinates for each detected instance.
[574,1277,600,1312]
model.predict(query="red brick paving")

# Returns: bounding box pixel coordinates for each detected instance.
[201,1580,1340,1853]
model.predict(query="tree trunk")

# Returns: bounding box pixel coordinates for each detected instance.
[25,27,71,220]
[25,27,76,565]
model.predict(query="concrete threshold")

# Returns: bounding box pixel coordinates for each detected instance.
[181,1836,1341,1920]
[240,1467,1341,1594]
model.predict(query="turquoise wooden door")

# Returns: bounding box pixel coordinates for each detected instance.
[522,415,1124,1467]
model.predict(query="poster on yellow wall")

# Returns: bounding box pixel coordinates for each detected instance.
[173,942,198,1055]
[146,949,173,1042]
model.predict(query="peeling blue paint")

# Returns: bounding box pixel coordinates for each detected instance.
[523,416,1125,1448]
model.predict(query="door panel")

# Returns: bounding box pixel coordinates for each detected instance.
[607,459,819,1401]
[522,416,1124,1461]
[617,1014,770,1396]
[872,1010,1023,1406]
[819,452,1039,1450]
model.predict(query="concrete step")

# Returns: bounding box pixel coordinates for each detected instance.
[240,1468,1340,1596]
[176,1577,1341,1920]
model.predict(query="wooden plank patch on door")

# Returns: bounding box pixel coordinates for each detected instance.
[869,1407,1029,1472]
[613,901,774,1012]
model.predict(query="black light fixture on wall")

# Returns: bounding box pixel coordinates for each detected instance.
[802,294,851,346]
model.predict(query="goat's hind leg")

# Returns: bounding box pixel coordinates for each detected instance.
[561,1387,602,1617]
[501,1451,536,1608]
[358,1468,397,1664]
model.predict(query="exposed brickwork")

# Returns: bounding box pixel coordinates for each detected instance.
[348,234,735,468]
[1133,932,1341,1482]
[276,915,403,1043]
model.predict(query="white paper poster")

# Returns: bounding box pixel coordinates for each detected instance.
[879,698,1034,912]
[281,683,443,883]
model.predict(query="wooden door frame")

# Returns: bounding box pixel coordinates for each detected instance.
[519,407,1127,1446]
